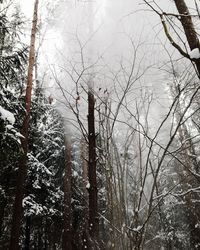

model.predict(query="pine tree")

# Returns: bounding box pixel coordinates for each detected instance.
[0,2,27,246]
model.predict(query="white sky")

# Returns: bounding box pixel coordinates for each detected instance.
[17,0,196,139]
[17,0,35,18]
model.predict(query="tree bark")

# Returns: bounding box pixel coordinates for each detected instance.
[62,136,72,250]
[174,0,200,76]
[87,88,99,240]
[9,1,39,249]
[80,139,91,250]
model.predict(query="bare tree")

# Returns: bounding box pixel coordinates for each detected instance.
[144,0,200,77]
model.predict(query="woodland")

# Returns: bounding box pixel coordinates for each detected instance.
[1,0,200,249]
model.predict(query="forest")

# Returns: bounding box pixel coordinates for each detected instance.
[1,0,200,249]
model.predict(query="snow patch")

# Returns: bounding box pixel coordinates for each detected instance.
[0,106,15,124]
[6,124,14,130]
[86,182,90,189]
[189,48,200,59]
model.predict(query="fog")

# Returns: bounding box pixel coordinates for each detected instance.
[3,1,200,249]
[39,1,168,137]
[20,0,183,143]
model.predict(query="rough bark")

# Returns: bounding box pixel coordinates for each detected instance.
[174,0,199,50]
[9,1,39,249]
[174,0,200,76]
[81,139,88,194]
[62,136,72,250]
[87,89,99,240]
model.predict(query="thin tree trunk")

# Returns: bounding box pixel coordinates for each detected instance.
[88,88,99,240]
[174,0,200,76]
[62,136,72,250]
[9,1,39,249]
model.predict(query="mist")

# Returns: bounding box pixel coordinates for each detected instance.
[36,0,173,141]
[1,0,200,249]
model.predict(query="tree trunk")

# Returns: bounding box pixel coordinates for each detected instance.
[62,136,72,250]
[44,218,48,250]
[24,217,31,250]
[174,0,200,76]
[87,88,99,240]
[81,139,91,250]
[0,196,6,237]
[9,1,39,249]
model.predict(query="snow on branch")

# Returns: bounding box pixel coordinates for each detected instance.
[0,105,15,124]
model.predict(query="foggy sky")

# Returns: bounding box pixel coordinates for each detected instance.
[20,0,193,144]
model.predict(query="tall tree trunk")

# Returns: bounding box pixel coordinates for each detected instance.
[87,89,99,240]
[174,0,200,76]
[9,1,39,249]
[62,136,72,250]
[81,139,91,250]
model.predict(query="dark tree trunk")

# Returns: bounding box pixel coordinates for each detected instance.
[62,136,72,250]
[81,139,91,250]
[174,0,200,76]
[24,217,31,250]
[38,229,42,250]
[44,218,48,250]
[9,1,39,249]
[87,89,99,240]
[0,165,12,237]
[0,196,6,237]
[174,0,199,50]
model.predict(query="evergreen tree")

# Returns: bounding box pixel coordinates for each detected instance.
[0,2,27,246]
